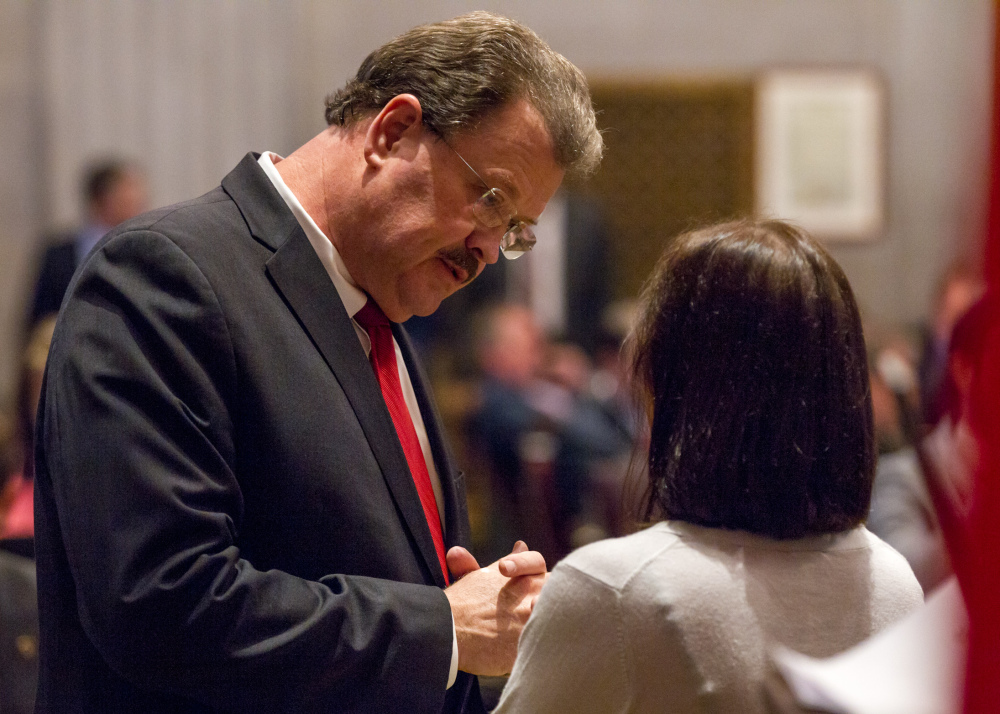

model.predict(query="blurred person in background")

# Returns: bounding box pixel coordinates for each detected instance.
[866,331,952,593]
[918,259,984,428]
[0,413,38,714]
[0,316,57,560]
[542,337,635,544]
[867,286,990,597]
[494,219,922,714]
[467,304,631,566]
[26,158,147,330]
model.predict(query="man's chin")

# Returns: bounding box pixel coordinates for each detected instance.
[397,265,480,321]
[404,296,447,321]
[404,283,477,321]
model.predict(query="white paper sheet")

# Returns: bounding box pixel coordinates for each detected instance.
[772,578,967,714]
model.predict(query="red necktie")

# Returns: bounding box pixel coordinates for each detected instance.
[354,298,448,584]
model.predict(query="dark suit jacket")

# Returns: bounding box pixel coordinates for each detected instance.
[34,154,482,713]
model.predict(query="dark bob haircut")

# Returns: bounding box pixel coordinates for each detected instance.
[629,219,874,539]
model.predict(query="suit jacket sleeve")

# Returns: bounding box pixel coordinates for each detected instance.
[37,227,455,711]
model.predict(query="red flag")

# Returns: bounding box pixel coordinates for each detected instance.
[962,4,1000,711]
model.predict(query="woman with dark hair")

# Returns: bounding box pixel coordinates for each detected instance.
[494,219,922,714]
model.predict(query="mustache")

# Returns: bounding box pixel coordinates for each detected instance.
[439,246,482,285]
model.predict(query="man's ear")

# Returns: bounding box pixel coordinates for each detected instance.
[364,94,424,168]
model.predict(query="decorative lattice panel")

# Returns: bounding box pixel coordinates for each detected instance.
[570,80,755,299]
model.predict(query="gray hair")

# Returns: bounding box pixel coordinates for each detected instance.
[324,12,603,179]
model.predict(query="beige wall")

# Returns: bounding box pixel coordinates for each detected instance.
[0,1,43,411]
[0,0,993,406]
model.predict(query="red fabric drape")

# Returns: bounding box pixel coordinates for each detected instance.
[961,3,1000,712]
[962,308,1000,713]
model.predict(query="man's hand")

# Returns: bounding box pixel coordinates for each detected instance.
[444,541,548,676]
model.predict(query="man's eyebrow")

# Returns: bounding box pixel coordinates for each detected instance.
[488,173,520,202]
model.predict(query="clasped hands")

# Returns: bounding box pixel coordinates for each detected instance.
[444,541,547,676]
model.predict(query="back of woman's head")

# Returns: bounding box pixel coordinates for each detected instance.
[630,219,873,539]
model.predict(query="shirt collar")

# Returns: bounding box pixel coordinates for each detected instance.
[257,151,368,319]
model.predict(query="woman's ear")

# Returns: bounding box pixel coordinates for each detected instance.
[363,94,423,168]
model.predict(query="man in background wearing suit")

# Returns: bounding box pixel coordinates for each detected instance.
[33,12,602,713]
[27,159,147,328]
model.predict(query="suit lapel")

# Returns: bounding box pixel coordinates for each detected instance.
[395,326,471,551]
[222,154,447,588]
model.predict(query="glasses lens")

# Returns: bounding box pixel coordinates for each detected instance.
[500,223,536,260]
[473,189,511,229]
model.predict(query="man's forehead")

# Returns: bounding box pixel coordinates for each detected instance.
[448,100,554,161]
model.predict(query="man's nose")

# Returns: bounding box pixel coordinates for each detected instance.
[466,224,503,265]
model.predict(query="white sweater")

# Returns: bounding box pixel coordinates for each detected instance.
[495,521,923,714]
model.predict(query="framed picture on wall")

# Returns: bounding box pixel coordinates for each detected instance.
[754,69,885,241]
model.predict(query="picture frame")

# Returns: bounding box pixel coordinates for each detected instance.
[754,69,885,241]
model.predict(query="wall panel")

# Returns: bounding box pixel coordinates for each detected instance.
[0,0,993,403]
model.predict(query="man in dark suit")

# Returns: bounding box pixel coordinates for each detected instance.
[33,12,602,713]
[27,159,147,328]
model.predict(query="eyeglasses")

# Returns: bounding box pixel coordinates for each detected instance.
[440,140,536,260]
